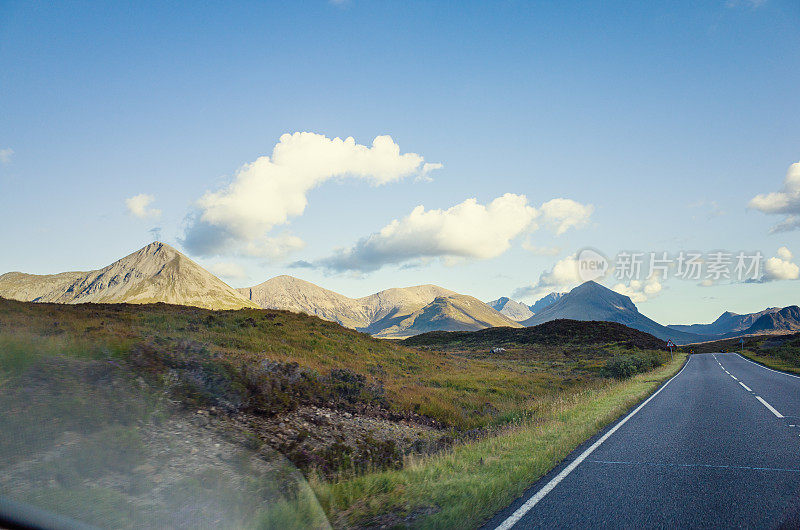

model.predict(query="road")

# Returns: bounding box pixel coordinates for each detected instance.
[485,353,800,529]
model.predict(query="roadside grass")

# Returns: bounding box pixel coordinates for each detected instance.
[312,353,687,528]
[739,349,800,376]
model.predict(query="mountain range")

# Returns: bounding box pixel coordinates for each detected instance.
[487,292,566,321]
[1,242,796,342]
[667,308,782,336]
[239,275,520,339]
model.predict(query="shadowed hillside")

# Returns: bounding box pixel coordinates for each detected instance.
[403,318,665,350]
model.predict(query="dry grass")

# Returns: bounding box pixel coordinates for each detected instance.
[0,298,682,528]
[0,298,656,431]
[312,354,687,528]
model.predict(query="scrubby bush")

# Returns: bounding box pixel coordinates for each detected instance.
[604,351,664,379]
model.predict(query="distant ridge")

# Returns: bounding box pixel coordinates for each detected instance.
[529,292,566,314]
[0,242,258,310]
[668,307,782,336]
[487,292,566,321]
[240,276,521,338]
[487,297,534,321]
[740,306,800,335]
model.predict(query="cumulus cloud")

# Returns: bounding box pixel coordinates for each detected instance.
[539,198,594,235]
[182,132,439,258]
[125,194,161,219]
[612,273,663,303]
[306,193,592,273]
[208,262,247,281]
[763,246,799,281]
[315,193,538,272]
[0,148,13,164]
[512,254,583,300]
[749,161,800,232]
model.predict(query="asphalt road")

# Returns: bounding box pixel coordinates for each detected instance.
[485,353,800,529]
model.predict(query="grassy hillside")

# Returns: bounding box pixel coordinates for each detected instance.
[0,298,674,528]
[0,298,646,432]
[404,318,665,350]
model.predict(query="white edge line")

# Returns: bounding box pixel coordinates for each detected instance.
[739,382,752,392]
[492,357,691,530]
[735,353,800,380]
[755,396,785,418]
[730,375,738,381]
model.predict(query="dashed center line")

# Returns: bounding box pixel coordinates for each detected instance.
[718,355,786,419]
[755,396,785,418]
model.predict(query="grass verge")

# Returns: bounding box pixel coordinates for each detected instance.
[312,353,687,528]
[739,350,800,376]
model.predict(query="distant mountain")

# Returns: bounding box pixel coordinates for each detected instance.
[240,276,520,338]
[369,294,522,338]
[520,281,702,344]
[487,292,566,321]
[529,292,566,314]
[741,306,800,334]
[487,297,534,321]
[668,307,782,336]
[239,275,373,328]
[0,242,258,310]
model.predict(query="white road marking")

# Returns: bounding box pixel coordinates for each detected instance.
[492,358,692,530]
[739,382,752,392]
[735,353,800,380]
[730,375,738,381]
[755,396,785,418]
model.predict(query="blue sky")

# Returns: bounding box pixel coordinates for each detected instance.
[1,0,798,324]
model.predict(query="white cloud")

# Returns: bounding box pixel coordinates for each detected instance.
[307,193,593,272]
[125,194,161,219]
[512,254,583,300]
[539,198,594,235]
[182,132,439,258]
[612,273,663,303]
[315,193,539,272]
[777,246,792,261]
[208,262,247,281]
[0,148,13,164]
[415,162,444,183]
[749,161,800,232]
[763,246,799,281]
